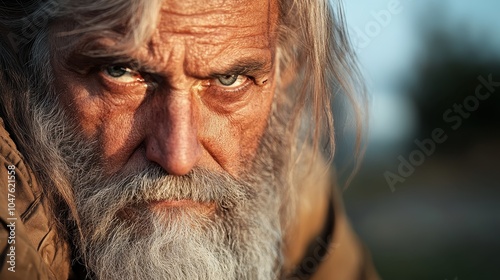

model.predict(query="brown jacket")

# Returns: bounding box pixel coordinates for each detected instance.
[0,118,71,279]
[0,117,379,279]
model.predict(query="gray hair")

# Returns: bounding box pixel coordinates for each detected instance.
[0,0,366,248]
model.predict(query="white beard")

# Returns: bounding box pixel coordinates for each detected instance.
[32,96,292,280]
[72,165,284,280]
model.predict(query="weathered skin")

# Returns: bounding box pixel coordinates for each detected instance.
[0,0,381,278]
[51,0,278,177]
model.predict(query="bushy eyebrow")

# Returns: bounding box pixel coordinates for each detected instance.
[68,52,272,79]
[209,59,272,78]
[65,39,272,78]
[66,52,142,71]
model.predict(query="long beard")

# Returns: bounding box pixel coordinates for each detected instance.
[31,90,292,280]
[74,166,283,280]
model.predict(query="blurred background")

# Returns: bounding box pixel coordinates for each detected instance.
[336,0,500,279]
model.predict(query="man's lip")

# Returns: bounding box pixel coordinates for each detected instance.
[150,199,204,208]
[148,199,216,213]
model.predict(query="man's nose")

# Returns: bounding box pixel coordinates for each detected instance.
[145,92,202,176]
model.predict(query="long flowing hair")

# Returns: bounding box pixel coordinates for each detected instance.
[0,0,366,239]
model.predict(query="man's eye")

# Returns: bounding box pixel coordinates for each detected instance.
[102,65,144,83]
[214,75,248,88]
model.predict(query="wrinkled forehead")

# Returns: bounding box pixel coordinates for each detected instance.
[53,0,279,57]
[161,0,274,19]
[153,0,279,57]
[158,0,277,41]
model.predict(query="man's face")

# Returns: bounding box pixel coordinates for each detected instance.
[44,0,288,279]
[53,0,278,177]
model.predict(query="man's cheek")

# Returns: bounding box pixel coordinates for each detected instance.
[71,97,149,173]
[101,120,139,160]
[233,107,272,161]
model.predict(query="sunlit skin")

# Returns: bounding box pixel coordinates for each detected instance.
[0,0,377,278]
[49,0,337,274]
[51,0,279,179]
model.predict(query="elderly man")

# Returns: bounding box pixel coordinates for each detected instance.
[0,0,378,279]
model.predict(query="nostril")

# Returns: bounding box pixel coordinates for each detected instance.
[145,132,202,176]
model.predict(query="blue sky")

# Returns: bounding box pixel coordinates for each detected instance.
[342,0,500,145]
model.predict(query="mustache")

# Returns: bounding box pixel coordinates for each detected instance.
[74,163,259,215]
[73,162,276,246]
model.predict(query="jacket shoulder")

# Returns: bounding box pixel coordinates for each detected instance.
[0,118,71,280]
